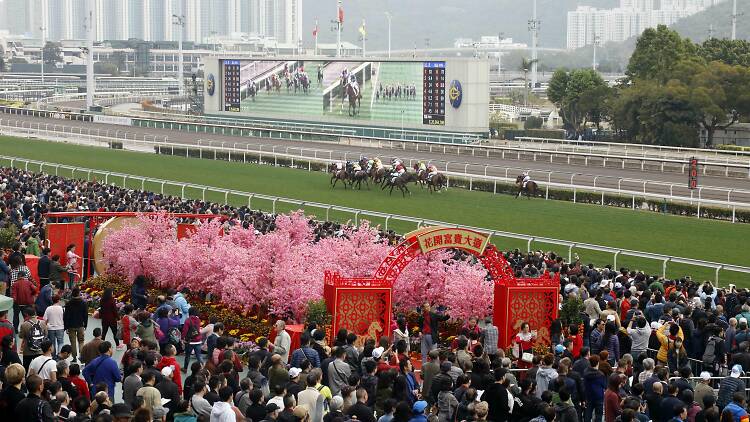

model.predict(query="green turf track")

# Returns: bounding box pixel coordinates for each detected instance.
[1,136,749,285]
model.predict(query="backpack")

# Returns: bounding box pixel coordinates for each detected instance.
[26,320,45,354]
[316,384,330,413]
[168,326,182,346]
[185,320,199,341]
[703,336,718,366]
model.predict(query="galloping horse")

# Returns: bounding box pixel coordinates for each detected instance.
[247,82,257,102]
[329,163,349,189]
[515,174,538,199]
[345,83,361,116]
[267,75,282,93]
[383,172,415,197]
[412,163,428,187]
[427,173,447,193]
[299,73,310,95]
[369,165,387,184]
[349,168,369,190]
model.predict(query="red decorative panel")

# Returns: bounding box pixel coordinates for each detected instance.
[333,287,391,348]
[177,223,198,240]
[47,222,85,280]
[494,281,559,349]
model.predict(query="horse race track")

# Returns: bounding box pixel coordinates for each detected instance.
[2,136,748,284]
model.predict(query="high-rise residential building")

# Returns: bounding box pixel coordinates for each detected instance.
[0,0,302,45]
[567,0,727,49]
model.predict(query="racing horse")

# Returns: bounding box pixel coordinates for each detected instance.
[329,163,349,189]
[369,165,387,184]
[298,73,311,95]
[266,75,282,93]
[349,167,370,190]
[412,163,428,187]
[345,82,362,116]
[246,82,257,102]
[515,174,538,199]
[426,173,447,193]
[383,172,416,197]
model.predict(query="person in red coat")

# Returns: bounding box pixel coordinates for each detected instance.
[156,343,183,396]
[99,288,122,349]
[12,277,38,316]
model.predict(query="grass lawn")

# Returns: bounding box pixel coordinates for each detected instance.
[2,135,749,285]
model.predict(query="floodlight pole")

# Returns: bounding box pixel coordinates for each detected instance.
[173,15,185,97]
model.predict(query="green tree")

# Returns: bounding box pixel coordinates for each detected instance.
[520,57,538,106]
[524,116,543,129]
[686,61,750,147]
[547,68,609,135]
[626,25,697,83]
[42,42,63,66]
[698,38,750,67]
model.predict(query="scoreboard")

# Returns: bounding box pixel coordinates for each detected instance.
[422,61,446,125]
[223,60,241,112]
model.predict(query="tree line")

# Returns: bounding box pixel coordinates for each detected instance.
[547,25,750,147]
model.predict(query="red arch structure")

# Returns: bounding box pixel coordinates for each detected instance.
[324,226,560,352]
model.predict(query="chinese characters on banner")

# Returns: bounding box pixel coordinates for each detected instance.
[422,61,446,125]
[223,60,241,112]
[411,227,490,255]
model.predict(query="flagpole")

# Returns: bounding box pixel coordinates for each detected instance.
[336,0,342,57]
[314,19,318,56]
[362,19,366,58]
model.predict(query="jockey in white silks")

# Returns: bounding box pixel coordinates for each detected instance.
[373,158,383,169]
[522,171,531,188]
[352,162,362,172]
[348,74,360,97]
[335,162,344,171]
[390,161,405,182]
[427,164,439,181]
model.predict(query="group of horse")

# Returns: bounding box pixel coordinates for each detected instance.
[328,159,447,197]
[328,159,539,199]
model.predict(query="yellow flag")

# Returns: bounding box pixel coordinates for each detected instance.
[359,24,366,37]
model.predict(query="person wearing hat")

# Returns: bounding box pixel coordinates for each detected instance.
[156,365,181,418]
[717,365,747,409]
[0,295,15,348]
[262,403,281,422]
[408,401,429,422]
[693,372,715,409]
[373,346,399,374]
[287,367,304,400]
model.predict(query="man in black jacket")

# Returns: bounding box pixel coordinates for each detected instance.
[63,288,88,362]
[346,388,376,422]
[417,303,449,366]
[485,369,512,422]
[156,366,180,421]
[15,374,55,422]
[37,248,51,287]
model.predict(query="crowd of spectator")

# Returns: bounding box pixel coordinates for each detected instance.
[0,166,750,422]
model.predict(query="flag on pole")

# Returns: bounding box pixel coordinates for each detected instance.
[338,0,344,24]
[359,21,366,37]
[313,20,318,37]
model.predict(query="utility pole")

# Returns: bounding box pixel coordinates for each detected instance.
[497,32,504,82]
[85,0,95,110]
[528,0,540,89]
[731,0,739,41]
[592,34,600,71]
[361,19,366,58]
[385,12,392,59]
[172,14,185,97]
[40,26,46,85]
[708,24,715,40]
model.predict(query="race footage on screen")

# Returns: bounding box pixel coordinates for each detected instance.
[221,59,446,126]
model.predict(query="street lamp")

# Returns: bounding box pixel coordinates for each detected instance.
[384,12,392,59]
[401,109,405,140]
[172,14,185,97]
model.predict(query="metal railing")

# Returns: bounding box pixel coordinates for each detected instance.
[3,120,749,223]
[4,116,750,205]
[0,153,748,285]
[2,105,750,177]
[515,136,750,161]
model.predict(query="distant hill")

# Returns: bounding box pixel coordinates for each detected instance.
[671,1,750,42]
[301,0,618,51]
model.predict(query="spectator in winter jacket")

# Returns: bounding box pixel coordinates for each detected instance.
[34,281,53,317]
[535,354,559,398]
[655,322,684,365]
[554,388,578,422]
[156,344,183,396]
[583,355,607,422]
[182,307,203,369]
[48,255,66,286]
[63,288,88,361]
[18,307,47,369]
[12,276,38,314]
[172,288,191,325]
[717,365,747,410]
[155,307,180,351]
[131,275,148,310]
[15,374,55,422]
[82,341,121,399]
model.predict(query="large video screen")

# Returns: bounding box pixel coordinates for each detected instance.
[221,59,446,126]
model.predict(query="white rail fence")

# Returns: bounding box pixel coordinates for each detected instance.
[2,118,750,205]
[2,121,750,224]
[0,154,748,285]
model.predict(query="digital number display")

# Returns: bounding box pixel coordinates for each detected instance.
[223,60,241,112]
[688,158,698,189]
[422,61,446,125]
